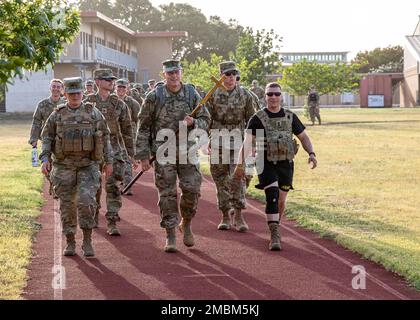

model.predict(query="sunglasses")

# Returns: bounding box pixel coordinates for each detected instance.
[266,92,281,97]
[224,71,238,77]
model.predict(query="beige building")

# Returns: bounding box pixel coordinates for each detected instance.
[4,11,186,112]
[400,18,420,107]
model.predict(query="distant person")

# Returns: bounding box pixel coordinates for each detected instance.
[145,79,156,95]
[28,79,66,147]
[250,80,266,109]
[83,79,95,100]
[195,85,206,98]
[234,82,317,250]
[307,86,321,125]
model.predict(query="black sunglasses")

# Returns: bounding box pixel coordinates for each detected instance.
[224,71,238,77]
[266,92,281,97]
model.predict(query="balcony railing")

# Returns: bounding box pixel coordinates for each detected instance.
[60,43,137,72]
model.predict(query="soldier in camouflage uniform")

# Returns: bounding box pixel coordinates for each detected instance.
[115,78,141,196]
[83,79,95,100]
[87,69,135,236]
[40,77,113,257]
[133,83,146,99]
[307,86,321,125]
[145,79,156,96]
[250,80,266,109]
[206,61,259,232]
[29,79,66,147]
[136,59,210,253]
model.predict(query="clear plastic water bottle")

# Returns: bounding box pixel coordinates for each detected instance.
[31,147,39,167]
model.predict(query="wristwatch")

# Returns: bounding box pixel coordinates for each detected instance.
[309,152,316,157]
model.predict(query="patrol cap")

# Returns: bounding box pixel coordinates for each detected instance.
[162,59,182,72]
[219,61,239,74]
[148,79,156,84]
[116,78,129,87]
[63,77,84,93]
[94,68,117,80]
[85,79,94,86]
[252,80,258,85]
[134,83,143,89]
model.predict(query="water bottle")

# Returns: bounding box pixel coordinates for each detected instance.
[31,147,39,167]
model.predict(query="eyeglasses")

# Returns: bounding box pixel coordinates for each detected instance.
[102,78,114,82]
[224,71,238,77]
[266,92,281,97]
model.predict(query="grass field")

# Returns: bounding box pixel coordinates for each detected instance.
[202,108,420,290]
[0,115,44,300]
[0,108,419,299]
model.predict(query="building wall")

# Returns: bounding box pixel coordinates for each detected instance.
[401,66,419,107]
[136,37,173,83]
[5,67,53,112]
[54,64,82,80]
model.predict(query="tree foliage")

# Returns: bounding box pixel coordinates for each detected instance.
[0,0,80,85]
[351,45,404,73]
[233,27,282,86]
[181,54,224,90]
[77,0,243,62]
[280,60,361,96]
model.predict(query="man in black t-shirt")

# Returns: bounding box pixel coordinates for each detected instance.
[233,82,317,251]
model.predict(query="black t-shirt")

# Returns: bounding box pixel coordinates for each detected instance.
[246,107,306,136]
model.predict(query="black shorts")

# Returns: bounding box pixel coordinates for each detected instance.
[255,160,294,192]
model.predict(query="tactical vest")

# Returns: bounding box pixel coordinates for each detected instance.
[88,94,121,136]
[53,104,103,161]
[256,109,297,162]
[211,86,248,131]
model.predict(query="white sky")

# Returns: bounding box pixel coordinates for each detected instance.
[150,0,420,60]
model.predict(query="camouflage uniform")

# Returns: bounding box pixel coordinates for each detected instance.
[308,89,321,125]
[87,69,134,232]
[250,80,266,109]
[116,79,141,189]
[29,96,66,145]
[207,61,258,231]
[136,60,210,247]
[40,77,113,257]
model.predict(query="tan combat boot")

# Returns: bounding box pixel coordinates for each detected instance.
[232,208,249,232]
[63,233,76,256]
[164,228,177,253]
[217,209,232,230]
[179,218,194,247]
[107,221,121,236]
[81,229,95,257]
[268,223,282,251]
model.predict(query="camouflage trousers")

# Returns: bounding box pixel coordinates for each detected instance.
[105,158,125,222]
[51,162,101,235]
[123,126,137,186]
[210,150,247,212]
[154,161,202,229]
[309,103,321,124]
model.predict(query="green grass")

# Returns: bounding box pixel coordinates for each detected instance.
[0,118,44,299]
[202,108,420,290]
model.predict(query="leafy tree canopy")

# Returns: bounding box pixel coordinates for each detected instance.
[351,45,403,73]
[0,0,80,85]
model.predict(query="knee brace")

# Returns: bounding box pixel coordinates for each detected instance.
[265,187,279,214]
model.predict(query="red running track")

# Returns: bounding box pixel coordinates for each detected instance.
[24,171,420,300]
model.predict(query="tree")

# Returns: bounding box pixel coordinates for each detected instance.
[280,60,361,97]
[181,54,224,90]
[233,27,282,86]
[0,0,80,85]
[351,45,404,73]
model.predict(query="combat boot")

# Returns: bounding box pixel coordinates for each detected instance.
[81,229,95,257]
[217,209,232,230]
[63,233,76,256]
[164,228,177,253]
[232,208,249,232]
[179,218,194,247]
[268,223,282,251]
[107,221,121,236]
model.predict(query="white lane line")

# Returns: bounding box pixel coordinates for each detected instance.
[202,176,410,300]
[53,197,64,300]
